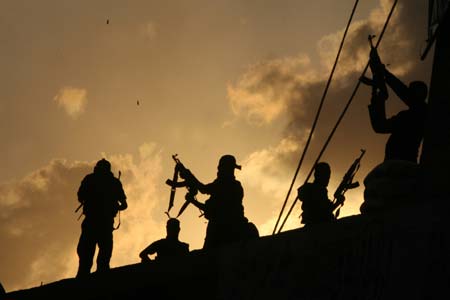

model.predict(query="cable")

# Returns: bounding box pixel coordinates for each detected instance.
[276,0,398,234]
[272,0,361,234]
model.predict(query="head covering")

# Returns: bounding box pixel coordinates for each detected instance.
[167,218,180,229]
[218,155,241,170]
[94,158,111,173]
[407,81,428,107]
[314,162,330,177]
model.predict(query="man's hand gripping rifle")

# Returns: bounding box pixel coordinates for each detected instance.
[333,149,366,218]
[165,155,202,218]
[360,35,388,100]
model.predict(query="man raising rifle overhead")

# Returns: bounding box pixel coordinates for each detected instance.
[169,154,258,250]
[361,35,427,163]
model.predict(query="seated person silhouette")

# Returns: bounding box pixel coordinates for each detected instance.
[139,218,189,262]
[363,46,427,163]
[298,162,343,225]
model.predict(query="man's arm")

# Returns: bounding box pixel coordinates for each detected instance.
[77,176,90,204]
[368,92,393,134]
[331,195,345,211]
[184,193,206,211]
[139,241,158,262]
[118,198,128,211]
[369,48,388,100]
[385,69,410,106]
[116,179,128,210]
[178,166,210,194]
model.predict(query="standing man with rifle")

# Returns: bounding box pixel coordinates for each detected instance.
[298,151,364,225]
[298,162,342,226]
[359,36,427,214]
[361,35,427,163]
[168,154,256,250]
[76,159,127,278]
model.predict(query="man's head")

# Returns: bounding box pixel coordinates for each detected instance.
[407,81,427,108]
[217,155,241,177]
[94,158,111,174]
[166,218,180,238]
[314,162,331,187]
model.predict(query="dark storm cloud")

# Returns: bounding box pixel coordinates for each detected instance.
[231,0,432,224]
[229,0,431,161]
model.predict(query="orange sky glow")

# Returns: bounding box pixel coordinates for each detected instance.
[0,0,433,291]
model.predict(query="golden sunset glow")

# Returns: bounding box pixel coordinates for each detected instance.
[0,0,433,292]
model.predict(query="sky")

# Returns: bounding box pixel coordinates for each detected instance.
[0,0,434,291]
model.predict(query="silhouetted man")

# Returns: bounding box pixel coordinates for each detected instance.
[139,218,189,262]
[180,155,251,250]
[76,159,127,278]
[364,48,427,163]
[298,162,343,225]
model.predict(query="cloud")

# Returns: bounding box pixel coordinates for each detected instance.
[241,139,371,235]
[239,135,308,235]
[0,160,90,290]
[317,0,418,80]
[53,87,87,119]
[227,54,316,126]
[240,136,305,201]
[0,144,168,291]
[227,0,427,131]
[229,0,430,232]
[258,213,300,236]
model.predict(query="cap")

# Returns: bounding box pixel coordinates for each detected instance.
[218,155,241,170]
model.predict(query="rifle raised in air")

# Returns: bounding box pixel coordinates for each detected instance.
[333,149,366,218]
[167,154,181,214]
[165,155,202,218]
[360,35,388,99]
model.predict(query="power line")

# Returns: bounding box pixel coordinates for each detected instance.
[276,0,398,234]
[272,0,361,235]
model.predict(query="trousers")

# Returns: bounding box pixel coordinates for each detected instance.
[76,217,114,277]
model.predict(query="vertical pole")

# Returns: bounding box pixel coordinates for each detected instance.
[421,8,450,202]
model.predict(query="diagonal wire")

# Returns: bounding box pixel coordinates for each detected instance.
[276,0,398,234]
[272,0,361,234]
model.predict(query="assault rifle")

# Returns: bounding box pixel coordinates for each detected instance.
[360,35,388,99]
[166,154,181,214]
[165,155,202,218]
[332,149,365,218]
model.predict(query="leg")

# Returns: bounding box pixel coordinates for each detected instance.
[96,224,113,273]
[76,221,96,278]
